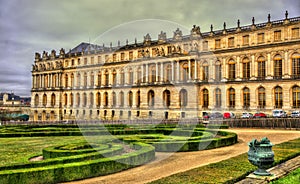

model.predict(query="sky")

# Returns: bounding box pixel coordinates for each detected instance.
[0,0,299,97]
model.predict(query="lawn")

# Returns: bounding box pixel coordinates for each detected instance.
[270,167,300,184]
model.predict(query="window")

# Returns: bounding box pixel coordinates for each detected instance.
[215,39,221,49]
[179,89,188,107]
[202,62,209,81]
[128,91,133,107]
[242,35,249,45]
[202,89,209,108]
[104,70,109,86]
[121,53,125,61]
[64,93,68,106]
[90,72,94,87]
[148,90,155,107]
[165,64,172,82]
[91,57,94,65]
[113,54,117,62]
[215,61,222,81]
[274,55,282,79]
[112,70,117,86]
[257,56,266,79]
[274,86,283,108]
[292,86,300,108]
[137,67,142,84]
[97,72,101,87]
[120,70,125,85]
[89,93,94,106]
[78,58,81,65]
[136,91,141,108]
[42,94,47,106]
[274,30,281,41]
[96,92,101,107]
[129,52,133,60]
[34,94,39,106]
[258,87,266,108]
[105,55,109,62]
[242,58,250,79]
[119,91,124,107]
[228,37,235,47]
[258,33,265,43]
[103,92,108,107]
[163,90,171,108]
[97,56,101,63]
[70,73,74,87]
[70,93,74,107]
[77,73,81,87]
[215,88,222,108]
[83,93,87,107]
[292,53,300,78]
[128,68,134,84]
[202,41,208,51]
[83,72,87,87]
[181,63,189,82]
[228,60,235,80]
[76,93,80,106]
[149,66,156,83]
[228,88,235,108]
[112,92,116,107]
[51,94,56,106]
[243,88,250,109]
[292,28,299,39]
[84,58,87,65]
[65,74,68,87]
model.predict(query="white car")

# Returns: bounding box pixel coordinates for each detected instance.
[241,112,253,118]
[272,109,287,118]
[291,111,300,117]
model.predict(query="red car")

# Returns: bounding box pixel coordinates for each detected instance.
[254,112,267,118]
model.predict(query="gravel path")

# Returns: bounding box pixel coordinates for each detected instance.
[63,128,300,184]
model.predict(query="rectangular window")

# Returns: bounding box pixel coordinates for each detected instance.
[257,33,265,44]
[97,56,101,63]
[215,39,221,49]
[167,46,172,54]
[215,65,222,81]
[113,54,117,62]
[203,41,208,51]
[274,30,281,41]
[121,53,125,61]
[90,57,94,65]
[84,58,88,65]
[129,51,133,60]
[292,28,299,39]
[228,37,234,47]
[105,55,109,62]
[242,35,249,45]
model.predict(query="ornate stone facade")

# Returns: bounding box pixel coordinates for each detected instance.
[31,13,300,121]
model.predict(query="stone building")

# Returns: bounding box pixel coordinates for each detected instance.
[31,12,300,121]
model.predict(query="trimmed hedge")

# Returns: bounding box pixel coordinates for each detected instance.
[0,142,155,184]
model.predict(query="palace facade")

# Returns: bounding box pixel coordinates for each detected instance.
[31,12,300,121]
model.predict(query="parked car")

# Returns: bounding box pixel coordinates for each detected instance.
[223,112,235,119]
[291,111,300,117]
[254,112,267,118]
[272,109,287,118]
[209,112,223,119]
[241,112,253,118]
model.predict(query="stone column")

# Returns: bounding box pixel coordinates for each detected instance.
[284,51,288,75]
[188,59,191,80]
[160,63,164,82]
[176,60,180,81]
[194,60,198,80]
[251,55,255,77]
[171,61,175,81]
[222,58,227,79]
[236,56,241,78]
[156,63,159,82]
[267,53,271,76]
[141,65,144,83]
[146,64,149,83]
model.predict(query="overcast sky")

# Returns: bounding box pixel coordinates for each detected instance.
[0,0,299,97]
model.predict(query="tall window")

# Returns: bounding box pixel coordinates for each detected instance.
[137,67,142,84]
[274,55,282,79]
[148,90,155,107]
[215,39,221,49]
[274,86,283,108]
[121,53,125,61]
[128,91,133,107]
[129,51,133,60]
[163,90,171,108]
[119,91,124,107]
[274,30,281,41]
[181,63,189,82]
[76,93,80,106]
[83,93,87,107]
[97,72,101,87]
[149,66,156,83]
[51,94,56,106]
[70,73,74,87]
[242,58,250,79]
[42,94,47,106]
[243,87,250,109]
[215,61,222,81]
[112,70,117,86]
[242,35,249,45]
[165,64,172,82]
[83,72,87,87]
[228,88,235,108]
[89,93,94,106]
[257,33,265,43]
[128,68,134,84]
[90,72,94,87]
[34,94,39,106]
[228,37,235,47]
[77,73,81,87]
[292,53,300,78]
[202,62,209,81]
[64,93,68,106]
[228,60,235,80]
[120,70,125,85]
[202,41,208,51]
[215,88,222,108]
[258,87,266,108]
[202,89,209,108]
[257,56,266,79]
[136,91,141,108]
[103,92,108,107]
[292,28,299,39]
[179,89,188,107]
[96,92,101,107]
[112,92,116,107]
[292,86,300,108]
[104,70,109,86]
[70,93,74,107]
[65,74,68,87]
[113,54,117,62]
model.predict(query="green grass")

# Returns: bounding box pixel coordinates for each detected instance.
[149,138,300,184]
[270,167,300,184]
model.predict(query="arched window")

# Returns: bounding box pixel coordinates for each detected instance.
[128,68,134,84]
[119,91,124,107]
[228,59,235,80]
[89,92,94,106]
[136,91,141,108]
[292,53,300,78]
[83,72,87,87]
[149,66,156,83]
[202,88,209,108]
[42,94,47,106]
[104,70,109,86]
[215,61,222,81]
[90,72,94,87]
[96,92,101,107]
[64,93,68,106]
[137,67,142,84]
[243,87,250,109]
[165,64,172,82]
[70,93,74,107]
[51,93,56,106]
[120,70,125,85]
[65,74,68,87]
[128,91,133,107]
[34,94,39,106]
[215,88,222,108]
[97,72,101,86]
[274,86,283,108]
[181,63,189,82]
[112,70,117,86]
[148,90,155,107]
[83,93,87,107]
[179,89,188,107]
[258,87,266,108]
[202,62,209,81]
[112,92,116,107]
[52,74,57,87]
[70,73,74,87]
[292,86,300,108]
[76,93,80,106]
[257,56,266,79]
[228,88,235,108]
[163,90,171,108]
[274,55,282,79]
[77,73,81,87]
[242,57,250,79]
[104,92,108,107]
